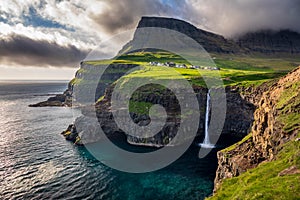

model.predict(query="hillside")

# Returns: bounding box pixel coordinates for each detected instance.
[209,67,300,199]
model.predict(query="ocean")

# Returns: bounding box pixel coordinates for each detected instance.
[0,81,218,200]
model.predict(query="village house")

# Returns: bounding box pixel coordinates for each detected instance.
[148,61,219,70]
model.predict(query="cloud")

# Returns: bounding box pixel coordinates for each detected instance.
[89,0,180,34]
[86,0,300,37]
[2,0,300,38]
[0,34,89,67]
[0,0,300,69]
[184,0,300,37]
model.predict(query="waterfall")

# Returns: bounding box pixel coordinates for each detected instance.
[204,89,211,144]
[198,89,215,148]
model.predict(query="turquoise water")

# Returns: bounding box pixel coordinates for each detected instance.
[0,81,217,200]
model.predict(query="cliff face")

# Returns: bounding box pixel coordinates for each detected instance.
[213,66,300,193]
[237,30,300,54]
[60,61,257,147]
[95,84,255,147]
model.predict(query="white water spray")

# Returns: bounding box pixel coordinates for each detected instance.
[199,89,215,148]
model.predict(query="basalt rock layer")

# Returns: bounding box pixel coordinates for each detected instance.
[60,62,256,147]
[213,66,300,193]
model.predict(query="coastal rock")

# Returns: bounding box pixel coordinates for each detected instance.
[29,84,73,107]
[61,124,80,144]
[213,66,300,192]
[63,82,256,147]
[222,87,256,139]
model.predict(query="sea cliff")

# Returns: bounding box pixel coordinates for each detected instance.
[210,66,300,199]
[59,61,257,147]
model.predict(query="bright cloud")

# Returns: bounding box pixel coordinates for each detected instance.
[0,0,299,70]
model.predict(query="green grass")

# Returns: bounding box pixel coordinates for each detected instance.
[128,100,197,118]
[221,133,252,153]
[129,101,153,115]
[115,65,286,88]
[280,113,300,133]
[95,95,105,104]
[213,54,300,72]
[117,51,187,63]
[207,133,300,200]
[71,51,299,120]
[213,55,299,87]
[209,74,300,200]
[75,51,300,107]
[70,77,82,85]
[84,59,132,65]
[276,82,300,109]
[277,82,300,133]
[78,51,299,90]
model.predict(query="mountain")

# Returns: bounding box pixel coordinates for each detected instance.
[121,16,300,55]
[120,16,243,54]
[237,29,300,54]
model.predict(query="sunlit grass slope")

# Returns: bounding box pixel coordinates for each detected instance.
[82,51,300,88]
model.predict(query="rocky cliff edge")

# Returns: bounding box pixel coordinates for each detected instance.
[212,66,300,198]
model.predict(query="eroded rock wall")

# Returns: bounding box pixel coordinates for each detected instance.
[214,67,300,192]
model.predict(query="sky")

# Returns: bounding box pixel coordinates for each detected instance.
[0,0,300,80]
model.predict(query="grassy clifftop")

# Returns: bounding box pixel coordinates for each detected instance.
[208,135,299,200]
[77,51,300,92]
[208,67,300,200]
[69,51,300,116]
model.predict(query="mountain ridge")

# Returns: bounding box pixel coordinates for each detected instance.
[121,16,243,54]
[121,16,300,55]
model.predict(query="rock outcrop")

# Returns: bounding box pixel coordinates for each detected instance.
[29,83,73,107]
[62,77,256,147]
[237,30,300,54]
[213,66,300,192]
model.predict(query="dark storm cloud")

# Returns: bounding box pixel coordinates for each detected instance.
[90,0,300,37]
[90,0,184,34]
[0,34,89,67]
[183,0,300,37]
[1,0,299,69]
